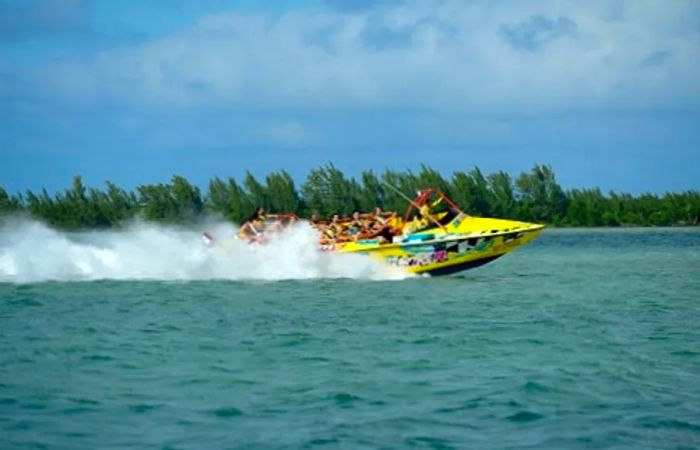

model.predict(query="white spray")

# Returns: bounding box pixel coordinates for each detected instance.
[0,219,408,283]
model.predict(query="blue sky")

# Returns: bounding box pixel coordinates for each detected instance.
[1,0,699,194]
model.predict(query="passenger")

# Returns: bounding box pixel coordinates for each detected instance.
[416,205,431,229]
[243,206,264,231]
[373,206,396,224]
[310,214,329,241]
[245,206,266,223]
[366,214,396,243]
[235,206,266,242]
[325,214,343,242]
[403,210,429,235]
[238,220,265,243]
[362,207,387,221]
[348,211,366,237]
[375,224,396,243]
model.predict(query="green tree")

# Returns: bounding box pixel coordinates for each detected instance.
[357,170,384,212]
[515,164,568,224]
[228,178,251,222]
[171,175,203,221]
[97,181,136,226]
[243,172,268,211]
[380,169,419,214]
[0,186,23,215]
[205,177,231,217]
[266,171,300,213]
[301,164,358,217]
[451,167,491,216]
[137,183,177,222]
[5,166,700,229]
[63,176,90,228]
[417,165,452,198]
[566,188,607,226]
[488,171,516,218]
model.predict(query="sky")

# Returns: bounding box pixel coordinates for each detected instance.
[1,0,699,195]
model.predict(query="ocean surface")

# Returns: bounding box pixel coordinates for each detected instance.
[1,226,699,449]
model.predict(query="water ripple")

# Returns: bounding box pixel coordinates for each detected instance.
[1,229,699,449]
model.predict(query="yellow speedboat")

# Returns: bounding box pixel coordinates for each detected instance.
[330,189,544,276]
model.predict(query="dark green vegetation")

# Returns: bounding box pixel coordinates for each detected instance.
[1,165,698,229]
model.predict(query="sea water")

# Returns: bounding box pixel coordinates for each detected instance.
[1,224,699,449]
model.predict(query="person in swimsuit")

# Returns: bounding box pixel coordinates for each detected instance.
[246,206,266,223]
[348,211,366,238]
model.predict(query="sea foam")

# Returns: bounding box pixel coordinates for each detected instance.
[0,219,407,283]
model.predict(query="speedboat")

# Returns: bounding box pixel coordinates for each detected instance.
[205,189,544,277]
[325,189,544,276]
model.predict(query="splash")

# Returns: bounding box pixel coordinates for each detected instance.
[0,219,408,283]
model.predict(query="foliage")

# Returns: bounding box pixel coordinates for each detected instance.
[136,175,203,223]
[2,166,698,229]
[516,164,568,225]
[301,164,359,217]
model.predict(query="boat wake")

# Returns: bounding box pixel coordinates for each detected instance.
[0,219,409,283]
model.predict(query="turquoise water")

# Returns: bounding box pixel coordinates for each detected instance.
[1,229,699,449]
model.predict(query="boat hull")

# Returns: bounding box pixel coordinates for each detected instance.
[335,223,543,276]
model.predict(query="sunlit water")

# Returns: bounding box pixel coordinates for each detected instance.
[1,227,699,449]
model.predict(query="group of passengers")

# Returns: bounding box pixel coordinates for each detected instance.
[311,207,399,244]
[237,207,298,242]
[237,206,401,244]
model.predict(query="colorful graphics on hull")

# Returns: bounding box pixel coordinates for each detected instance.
[385,236,495,268]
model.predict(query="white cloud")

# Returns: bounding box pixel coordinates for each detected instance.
[261,120,316,147]
[32,0,700,113]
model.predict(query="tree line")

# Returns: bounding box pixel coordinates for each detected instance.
[1,164,698,229]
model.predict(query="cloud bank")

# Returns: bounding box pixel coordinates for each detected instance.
[19,0,700,114]
[2,0,699,195]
